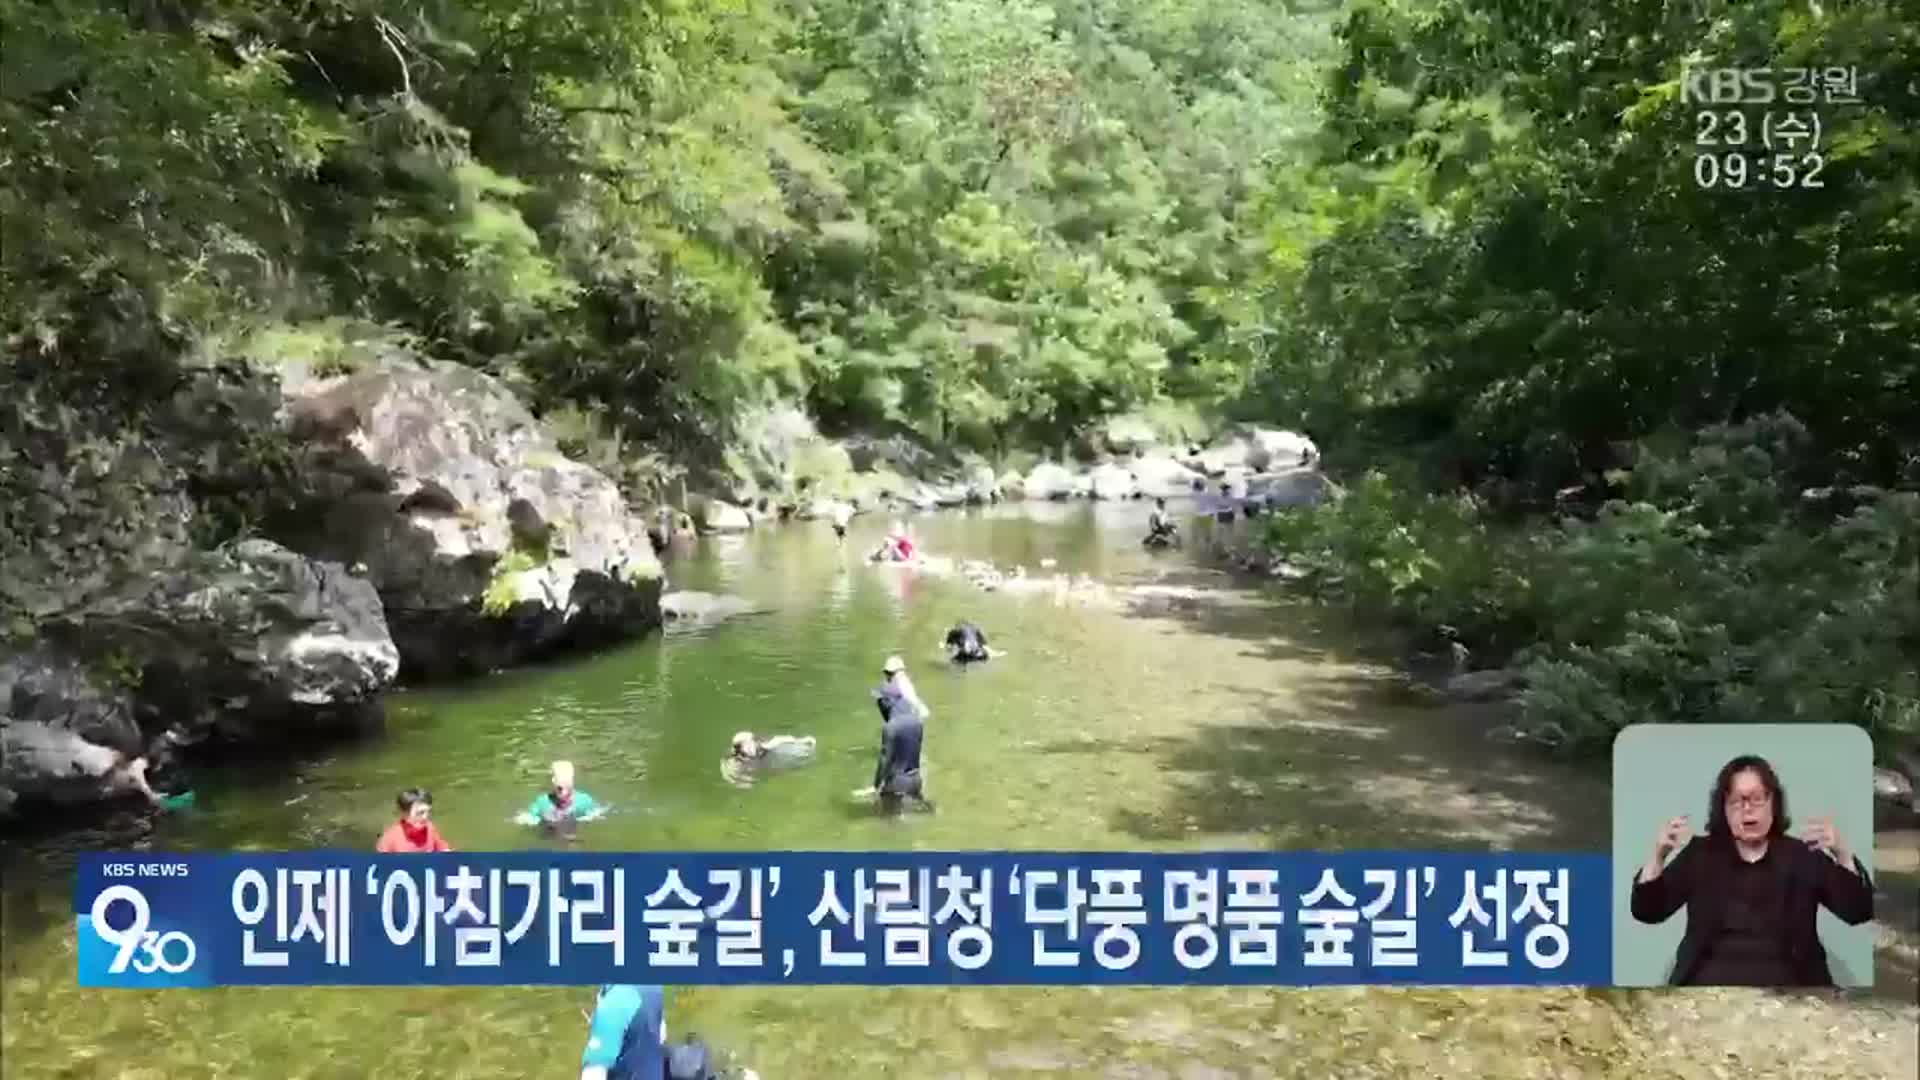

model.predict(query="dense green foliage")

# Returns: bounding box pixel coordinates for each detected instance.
[0,0,1335,458]
[1240,0,1918,754]
[1239,0,1918,493]
[1264,417,1920,753]
[2,0,1914,750]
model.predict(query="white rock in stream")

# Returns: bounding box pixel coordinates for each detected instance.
[700,499,753,533]
[1089,463,1140,500]
[1874,766,1915,809]
[1445,668,1526,701]
[1023,462,1078,500]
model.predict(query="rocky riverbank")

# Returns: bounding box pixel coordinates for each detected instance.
[1188,471,1920,826]
[1,351,664,819]
[682,411,1333,535]
[1,352,1334,821]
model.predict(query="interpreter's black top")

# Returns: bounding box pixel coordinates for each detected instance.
[1630,833,1875,987]
[1691,840,1793,986]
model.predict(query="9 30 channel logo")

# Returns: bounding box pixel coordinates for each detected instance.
[77,871,211,988]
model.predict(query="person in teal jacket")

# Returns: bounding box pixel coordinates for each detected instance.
[580,984,664,1080]
[518,760,603,829]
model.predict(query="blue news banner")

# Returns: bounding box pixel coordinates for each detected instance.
[76,851,1611,988]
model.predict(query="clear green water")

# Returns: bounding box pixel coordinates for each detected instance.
[5,504,1910,1079]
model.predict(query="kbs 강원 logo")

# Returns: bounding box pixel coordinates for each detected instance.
[78,882,207,987]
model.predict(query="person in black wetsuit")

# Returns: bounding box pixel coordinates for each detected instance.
[943,622,990,663]
[870,655,932,813]
[1630,753,1873,986]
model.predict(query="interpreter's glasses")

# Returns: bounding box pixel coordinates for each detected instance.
[1726,793,1772,811]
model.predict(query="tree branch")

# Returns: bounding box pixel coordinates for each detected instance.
[373,16,415,102]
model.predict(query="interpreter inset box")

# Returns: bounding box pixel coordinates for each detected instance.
[1611,723,1875,988]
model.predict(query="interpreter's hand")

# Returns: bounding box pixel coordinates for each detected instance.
[1653,816,1691,861]
[1802,815,1853,867]
[850,786,876,799]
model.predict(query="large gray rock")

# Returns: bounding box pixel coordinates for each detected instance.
[929,483,969,508]
[1189,427,1318,476]
[1131,454,1204,498]
[76,539,398,719]
[963,463,1001,504]
[280,354,663,680]
[1,539,399,813]
[1244,428,1319,471]
[195,539,400,707]
[699,499,752,533]
[727,404,823,497]
[1089,463,1140,500]
[0,650,143,805]
[1189,442,1249,476]
[1024,463,1078,500]
[796,498,855,522]
[1,710,144,809]
[1246,466,1334,509]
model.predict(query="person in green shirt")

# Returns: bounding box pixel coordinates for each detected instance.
[518,760,604,831]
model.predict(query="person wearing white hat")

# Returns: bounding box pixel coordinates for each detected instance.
[519,759,603,828]
[865,655,933,813]
[872,655,930,724]
[723,730,817,788]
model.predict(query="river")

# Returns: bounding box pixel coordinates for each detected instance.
[3,502,1914,1079]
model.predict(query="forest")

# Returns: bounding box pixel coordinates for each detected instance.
[2,0,1915,756]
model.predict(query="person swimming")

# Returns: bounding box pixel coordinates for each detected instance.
[376,788,453,853]
[943,621,991,663]
[730,731,817,764]
[519,760,603,830]
[723,731,818,787]
[871,522,916,562]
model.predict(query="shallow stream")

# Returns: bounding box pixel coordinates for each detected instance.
[4,503,1913,1079]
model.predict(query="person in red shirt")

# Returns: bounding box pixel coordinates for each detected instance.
[873,521,914,562]
[375,788,453,853]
